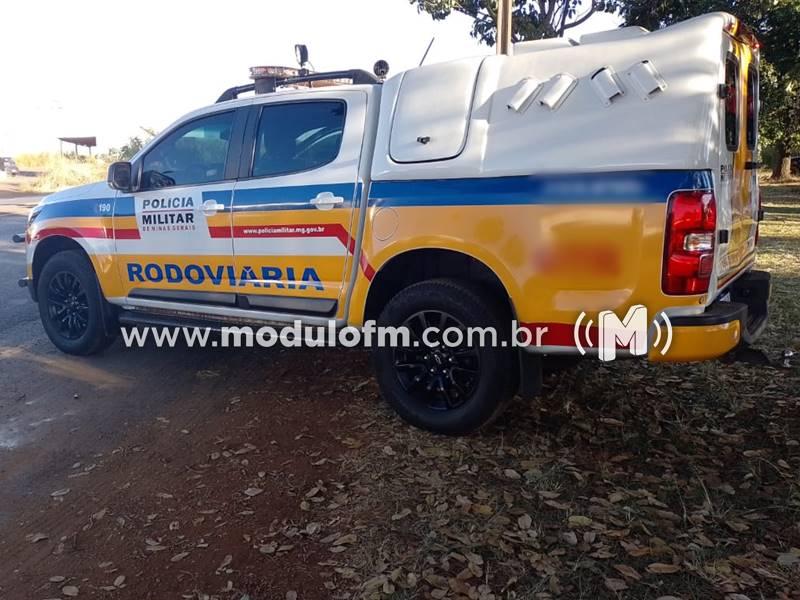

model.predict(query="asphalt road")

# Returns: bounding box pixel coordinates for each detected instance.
[0,209,261,521]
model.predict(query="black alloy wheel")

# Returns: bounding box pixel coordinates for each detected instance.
[373,278,518,435]
[45,271,90,340]
[36,250,117,355]
[393,310,481,411]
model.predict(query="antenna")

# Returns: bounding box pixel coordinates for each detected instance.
[419,37,435,66]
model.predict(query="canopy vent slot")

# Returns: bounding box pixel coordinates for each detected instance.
[507,78,541,113]
[626,60,667,100]
[591,67,624,106]
[538,73,577,110]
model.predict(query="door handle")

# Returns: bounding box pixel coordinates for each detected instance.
[201,199,226,216]
[310,191,344,211]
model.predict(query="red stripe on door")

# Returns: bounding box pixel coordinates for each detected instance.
[113,228,141,240]
[223,222,376,281]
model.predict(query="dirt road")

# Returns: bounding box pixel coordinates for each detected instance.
[0,211,374,599]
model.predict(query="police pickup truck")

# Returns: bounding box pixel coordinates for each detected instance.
[18,13,770,434]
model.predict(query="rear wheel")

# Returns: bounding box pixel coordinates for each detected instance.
[37,250,116,355]
[373,278,517,435]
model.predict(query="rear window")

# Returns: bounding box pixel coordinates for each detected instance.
[725,54,740,152]
[746,65,759,150]
[251,101,346,178]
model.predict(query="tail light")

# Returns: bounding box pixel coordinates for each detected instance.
[662,191,717,295]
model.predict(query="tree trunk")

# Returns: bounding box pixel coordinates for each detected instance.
[771,144,792,180]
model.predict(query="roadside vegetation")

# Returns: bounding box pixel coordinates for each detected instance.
[15,153,110,193]
[15,133,151,194]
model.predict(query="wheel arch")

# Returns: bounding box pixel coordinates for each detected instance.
[362,247,517,324]
[31,236,94,302]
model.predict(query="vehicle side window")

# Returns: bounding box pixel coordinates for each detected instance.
[725,54,740,152]
[251,101,346,178]
[141,111,234,190]
[746,64,759,151]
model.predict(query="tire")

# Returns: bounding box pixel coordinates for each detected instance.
[372,278,518,435]
[36,250,116,355]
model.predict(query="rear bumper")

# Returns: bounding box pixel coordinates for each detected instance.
[650,269,771,363]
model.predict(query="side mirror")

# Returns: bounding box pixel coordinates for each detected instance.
[108,161,133,192]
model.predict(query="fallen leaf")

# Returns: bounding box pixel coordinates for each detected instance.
[777,552,800,567]
[604,578,628,591]
[259,542,278,554]
[332,533,357,546]
[568,515,592,527]
[391,508,412,521]
[646,563,681,574]
[613,564,641,580]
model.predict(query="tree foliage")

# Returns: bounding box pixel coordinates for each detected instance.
[619,0,800,177]
[108,127,157,162]
[410,0,616,43]
[111,137,146,161]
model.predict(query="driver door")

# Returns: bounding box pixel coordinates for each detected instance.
[114,109,246,304]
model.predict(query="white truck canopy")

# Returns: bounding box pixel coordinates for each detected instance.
[372,12,734,181]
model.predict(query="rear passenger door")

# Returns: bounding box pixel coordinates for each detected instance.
[230,91,367,315]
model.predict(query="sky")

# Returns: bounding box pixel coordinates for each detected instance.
[0,0,621,155]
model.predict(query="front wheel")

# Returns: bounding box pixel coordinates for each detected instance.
[37,250,116,355]
[372,279,518,435]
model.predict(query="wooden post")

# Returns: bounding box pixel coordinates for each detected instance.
[497,0,513,55]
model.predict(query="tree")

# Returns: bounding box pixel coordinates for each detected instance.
[760,63,800,178]
[618,0,800,179]
[113,137,145,161]
[108,127,157,161]
[410,1,616,44]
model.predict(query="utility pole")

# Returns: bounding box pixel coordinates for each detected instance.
[496,0,513,55]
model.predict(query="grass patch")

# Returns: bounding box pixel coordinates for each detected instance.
[16,153,110,193]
